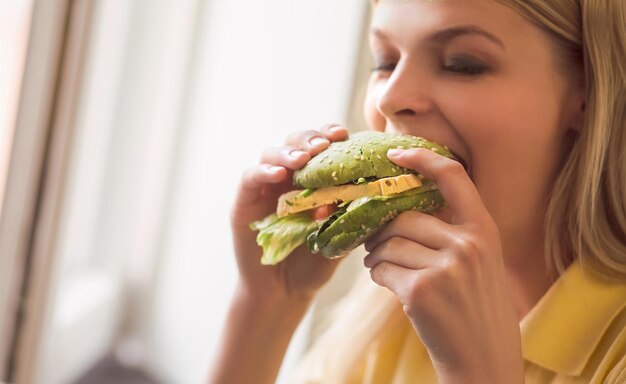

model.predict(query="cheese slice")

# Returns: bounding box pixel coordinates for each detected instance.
[276,174,422,217]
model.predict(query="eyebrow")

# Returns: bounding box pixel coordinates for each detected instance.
[370,25,505,50]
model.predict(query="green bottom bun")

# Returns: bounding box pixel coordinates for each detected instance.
[307,187,444,258]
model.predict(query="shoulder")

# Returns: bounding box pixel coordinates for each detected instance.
[604,354,626,384]
[521,262,626,381]
[590,291,626,383]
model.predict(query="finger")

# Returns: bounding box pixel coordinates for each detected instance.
[387,148,486,223]
[319,123,349,141]
[285,130,331,155]
[369,261,417,296]
[284,125,349,155]
[364,210,455,252]
[364,236,440,270]
[259,146,311,169]
[236,164,287,205]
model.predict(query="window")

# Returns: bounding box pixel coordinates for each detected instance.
[22,0,202,382]
[0,0,33,212]
[2,1,371,383]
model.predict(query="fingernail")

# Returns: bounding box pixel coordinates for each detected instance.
[387,148,404,157]
[268,166,283,173]
[289,149,307,158]
[328,125,343,133]
[310,137,329,146]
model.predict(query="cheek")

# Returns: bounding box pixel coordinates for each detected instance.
[460,88,565,169]
[364,80,386,132]
[443,85,567,234]
[440,75,566,167]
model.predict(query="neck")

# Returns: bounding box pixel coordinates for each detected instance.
[502,234,557,321]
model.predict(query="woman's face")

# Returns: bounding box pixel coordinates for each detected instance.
[365,0,584,248]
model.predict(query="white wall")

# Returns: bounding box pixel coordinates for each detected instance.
[29,0,201,382]
[140,1,368,383]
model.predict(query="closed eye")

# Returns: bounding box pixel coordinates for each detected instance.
[442,56,488,76]
[371,62,397,73]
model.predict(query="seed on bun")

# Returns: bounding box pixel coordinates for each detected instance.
[250,131,457,265]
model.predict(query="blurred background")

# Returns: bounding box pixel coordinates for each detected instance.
[0,0,372,383]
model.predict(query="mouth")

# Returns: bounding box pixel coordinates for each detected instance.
[455,154,473,181]
[383,128,472,180]
[454,154,468,171]
[435,142,472,181]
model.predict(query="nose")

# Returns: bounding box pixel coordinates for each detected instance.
[375,62,434,120]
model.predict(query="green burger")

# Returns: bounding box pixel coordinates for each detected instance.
[250,131,457,265]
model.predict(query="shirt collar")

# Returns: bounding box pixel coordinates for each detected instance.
[520,260,626,375]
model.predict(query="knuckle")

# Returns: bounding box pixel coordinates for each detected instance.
[303,129,320,137]
[401,301,420,319]
[404,275,431,312]
[412,274,432,295]
[439,256,462,281]
[260,146,308,168]
[413,147,434,160]
[371,261,389,282]
[380,236,401,255]
[320,123,342,134]
[377,241,390,256]
[387,236,401,249]
[413,147,430,156]
[450,234,481,265]
[378,261,389,275]
[279,146,303,162]
[280,145,297,155]
[441,159,466,178]
[285,130,318,145]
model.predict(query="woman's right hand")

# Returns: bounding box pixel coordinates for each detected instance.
[230,124,349,304]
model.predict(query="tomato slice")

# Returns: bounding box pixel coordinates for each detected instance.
[311,203,338,220]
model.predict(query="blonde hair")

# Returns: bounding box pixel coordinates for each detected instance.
[290,1,626,381]
[498,0,626,280]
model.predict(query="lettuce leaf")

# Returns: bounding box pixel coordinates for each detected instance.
[250,213,321,265]
[345,180,438,212]
[249,181,440,264]
[306,205,348,253]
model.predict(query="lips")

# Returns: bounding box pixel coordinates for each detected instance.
[430,141,472,180]
[453,152,469,171]
[384,128,471,179]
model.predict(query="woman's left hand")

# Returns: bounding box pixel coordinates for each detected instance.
[364,148,524,384]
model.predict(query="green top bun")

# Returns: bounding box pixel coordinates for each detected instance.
[250,131,458,265]
[293,131,454,188]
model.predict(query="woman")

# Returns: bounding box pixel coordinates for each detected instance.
[210,0,626,382]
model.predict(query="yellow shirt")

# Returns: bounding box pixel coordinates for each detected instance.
[349,262,626,383]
